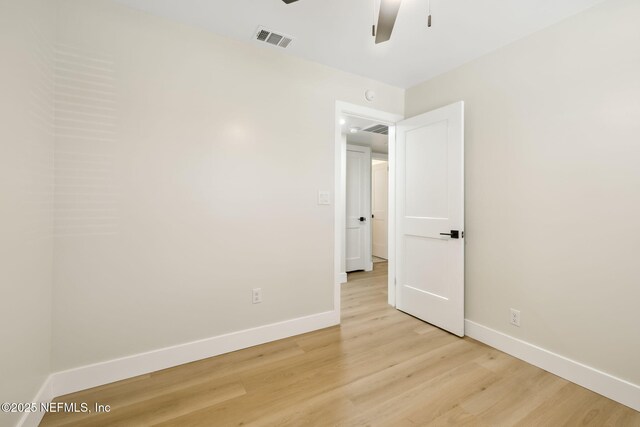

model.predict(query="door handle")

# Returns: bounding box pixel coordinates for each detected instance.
[359,217,366,222]
[440,230,461,239]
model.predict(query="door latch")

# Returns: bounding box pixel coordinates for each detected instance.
[440,230,461,239]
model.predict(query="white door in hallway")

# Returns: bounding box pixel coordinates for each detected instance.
[346,144,372,272]
[372,161,388,259]
[395,101,465,336]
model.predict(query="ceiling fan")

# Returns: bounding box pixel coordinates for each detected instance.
[282,0,430,44]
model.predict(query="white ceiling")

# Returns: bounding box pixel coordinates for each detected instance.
[343,116,389,154]
[114,0,606,88]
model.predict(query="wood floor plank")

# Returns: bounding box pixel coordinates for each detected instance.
[41,262,640,426]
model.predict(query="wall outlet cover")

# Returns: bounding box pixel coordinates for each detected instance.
[510,308,521,327]
[252,288,262,304]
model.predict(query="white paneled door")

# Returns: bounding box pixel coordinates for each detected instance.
[346,144,372,272]
[372,161,388,259]
[395,101,465,336]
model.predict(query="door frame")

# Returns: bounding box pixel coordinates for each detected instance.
[334,101,403,317]
[372,153,388,161]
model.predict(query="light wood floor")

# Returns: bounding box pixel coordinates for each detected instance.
[41,263,640,426]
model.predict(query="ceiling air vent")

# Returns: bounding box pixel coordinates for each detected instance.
[254,26,294,49]
[363,124,389,135]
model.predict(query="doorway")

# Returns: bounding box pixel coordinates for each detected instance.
[334,101,402,317]
[342,115,393,324]
[343,115,390,278]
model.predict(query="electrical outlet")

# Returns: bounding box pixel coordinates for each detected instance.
[510,308,521,327]
[252,288,262,304]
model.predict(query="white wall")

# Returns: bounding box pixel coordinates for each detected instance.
[0,0,55,424]
[51,0,403,371]
[406,0,640,385]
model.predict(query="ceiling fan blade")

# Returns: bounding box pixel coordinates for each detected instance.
[282,0,299,3]
[375,0,402,44]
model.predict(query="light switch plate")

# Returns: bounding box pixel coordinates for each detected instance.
[318,190,331,205]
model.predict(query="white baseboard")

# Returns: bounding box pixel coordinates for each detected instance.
[337,272,347,284]
[465,319,640,412]
[17,375,54,427]
[15,310,334,407]
[16,310,337,426]
[21,315,636,426]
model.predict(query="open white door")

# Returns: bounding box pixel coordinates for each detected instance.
[346,144,372,272]
[395,101,464,336]
[372,161,388,259]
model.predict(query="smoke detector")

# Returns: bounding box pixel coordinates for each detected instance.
[254,26,294,49]
[365,89,376,102]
